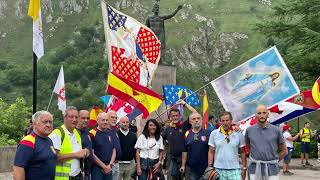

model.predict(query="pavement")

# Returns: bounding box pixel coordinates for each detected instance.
[279,158,320,171]
[1,159,319,180]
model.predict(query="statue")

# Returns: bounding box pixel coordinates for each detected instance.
[146,1,183,64]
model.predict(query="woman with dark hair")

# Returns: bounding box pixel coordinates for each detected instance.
[134,119,165,180]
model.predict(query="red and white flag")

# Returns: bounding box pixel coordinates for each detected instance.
[101,2,161,86]
[53,66,66,114]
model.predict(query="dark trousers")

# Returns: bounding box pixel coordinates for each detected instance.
[91,165,112,180]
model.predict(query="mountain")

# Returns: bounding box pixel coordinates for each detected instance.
[0,0,318,122]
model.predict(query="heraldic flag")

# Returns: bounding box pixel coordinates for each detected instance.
[107,72,162,118]
[163,85,200,106]
[101,1,161,86]
[28,0,44,59]
[53,66,66,114]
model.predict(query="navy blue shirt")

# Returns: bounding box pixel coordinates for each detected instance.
[162,121,189,157]
[107,128,122,160]
[184,128,211,174]
[14,132,57,180]
[90,128,115,164]
[77,128,93,174]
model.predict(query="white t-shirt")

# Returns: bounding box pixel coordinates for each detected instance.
[49,126,81,176]
[283,131,293,148]
[134,134,164,160]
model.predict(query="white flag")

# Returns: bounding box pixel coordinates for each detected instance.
[28,0,44,59]
[53,66,66,114]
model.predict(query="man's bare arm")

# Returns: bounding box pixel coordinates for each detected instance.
[208,146,215,166]
[12,166,25,180]
[278,143,288,162]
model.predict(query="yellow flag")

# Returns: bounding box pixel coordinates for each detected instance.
[28,0,40,20]
[28,0,44,59]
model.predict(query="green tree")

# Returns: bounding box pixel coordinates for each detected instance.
[256,0,320,81]
[0,97,32,145]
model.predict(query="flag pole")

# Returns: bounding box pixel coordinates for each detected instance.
[32,52,37,114]
[46,91,54,111]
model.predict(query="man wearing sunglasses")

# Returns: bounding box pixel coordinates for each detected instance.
[180,112,211,180]
[208,112,247,180]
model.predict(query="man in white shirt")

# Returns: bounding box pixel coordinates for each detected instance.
[282,124,299,176]
[49,106,89,180]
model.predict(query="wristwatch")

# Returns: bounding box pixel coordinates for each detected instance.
[242,167,247,170]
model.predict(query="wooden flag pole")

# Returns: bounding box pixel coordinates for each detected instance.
[46,91,54,111]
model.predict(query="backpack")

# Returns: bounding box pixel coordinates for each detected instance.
[57,126,65,144]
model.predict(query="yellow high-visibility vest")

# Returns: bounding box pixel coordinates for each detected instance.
[52,125,82,180]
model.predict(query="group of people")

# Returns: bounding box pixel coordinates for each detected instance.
[281,121,320,176]
[13,101,295,180]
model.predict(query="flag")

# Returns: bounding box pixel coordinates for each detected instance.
[101,2,161,86]
[312,77,320,106]
[239,90,319,132]
[89,106,103,128]
[202,89,209,129]
[105,95,142,122]
[53,66,66,114]
[28,0,44,59]
[107,72,162,118]
[162,85,200,106]
[99,95,111,105]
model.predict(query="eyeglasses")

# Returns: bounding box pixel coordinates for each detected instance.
[225,135,230,143]
[194,134,199,142]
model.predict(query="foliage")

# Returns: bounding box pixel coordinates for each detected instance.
[0,97,32,146]
[292,141,318,158]
[256,0,320,82]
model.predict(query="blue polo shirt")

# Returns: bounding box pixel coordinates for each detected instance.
[77,128,93,175]
[184,128,211,175]
[14,132,57,180]
[161,121,189,157]
[90,128,115,164]
[208,129,245,169]
[107,128,122,160]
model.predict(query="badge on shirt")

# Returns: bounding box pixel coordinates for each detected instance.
[50,146,57,155]
[201,136,207,142]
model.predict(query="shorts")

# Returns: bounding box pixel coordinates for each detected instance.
[284,147,293,164]
[216,168,241,180]
[301,142,311,153]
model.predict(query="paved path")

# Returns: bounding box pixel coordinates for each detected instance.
[278,169,320,180]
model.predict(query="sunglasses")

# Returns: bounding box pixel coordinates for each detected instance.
[225,135,230,143]
[194,134,199,142]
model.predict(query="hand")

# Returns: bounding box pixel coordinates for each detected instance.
[137,166,142,176]
[241,169,246,180]
[84,148,90,158]
[176,99,186,105]
[153,162,161,172]
[102,164,112,174]
[74,149,87,158]
[179,166,185,173]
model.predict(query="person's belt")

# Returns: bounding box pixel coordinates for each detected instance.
[69,172,82,180]
[119,160,133,164]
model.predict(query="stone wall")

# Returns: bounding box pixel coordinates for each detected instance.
[0,146,16,172]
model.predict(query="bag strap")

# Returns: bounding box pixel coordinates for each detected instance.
[57,126,65,144]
